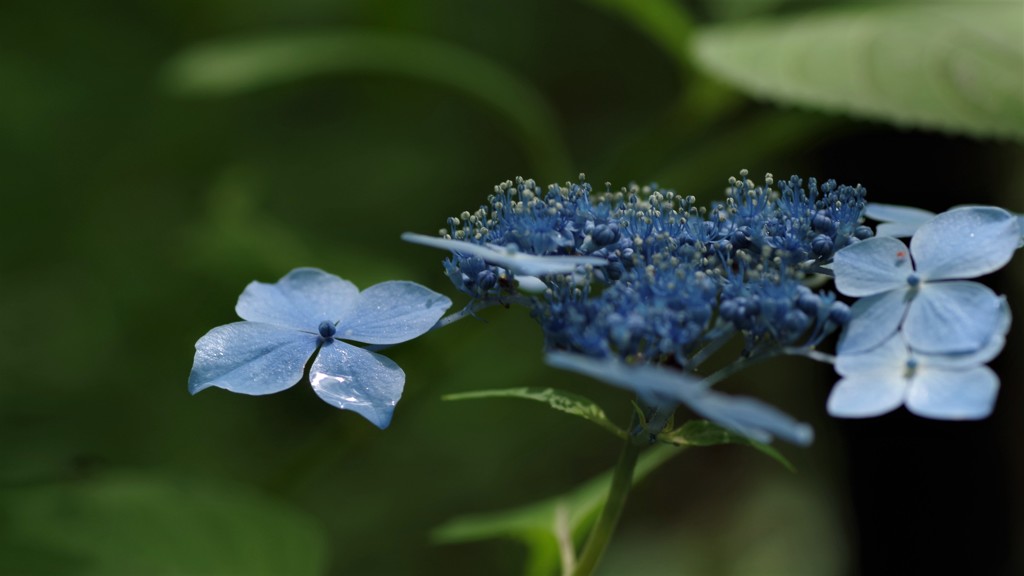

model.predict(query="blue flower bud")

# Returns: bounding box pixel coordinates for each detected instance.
[811,234,834,258]
[318,320,337,339]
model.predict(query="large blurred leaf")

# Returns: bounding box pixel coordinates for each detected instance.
[0,472,327,575]
[433,444,678,576]
[163,31,572,177]
[693,3,1024,141]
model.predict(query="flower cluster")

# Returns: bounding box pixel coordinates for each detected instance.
[406,172,870,443]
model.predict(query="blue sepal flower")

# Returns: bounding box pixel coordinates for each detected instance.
[546,351,813,446]
[834,206,1019,354]
[828,301,1009,420]
[189,268,452,429]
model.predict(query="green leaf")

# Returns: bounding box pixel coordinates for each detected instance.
[660,420,795,472]
[692,3,1024,141]
[432,444,679,572]
[443,387,627,439]
[0,472,327,575]
[162,31,572,177]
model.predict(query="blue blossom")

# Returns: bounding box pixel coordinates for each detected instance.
[833,206,1019,355]
[546,352,814,445]
[189,268,452,429]
[828,302,1009,419]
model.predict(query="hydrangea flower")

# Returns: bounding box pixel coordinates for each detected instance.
[833,206,1019,355]
[828,301,1009,419]
[189,268,452,429]
[546,352,814,445]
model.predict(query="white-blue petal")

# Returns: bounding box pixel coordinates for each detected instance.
[910,207,1020,281]
[876,222,926,238]
[546,351,706,405]
[903,281,1001,354]
[917,297,1010,369]
[905,366,999,420]
[864,203,935,237]
[689,390,814,446]
[309,340,405,429]
[835,332,908,377]
[836,289,908,355]
[334,281,452,345]
[236,268,359,331]
[545,352,812,445]
[833,236,913,297]
[401,232,607,276]
[826,374,906,418]
[189,322,315,395]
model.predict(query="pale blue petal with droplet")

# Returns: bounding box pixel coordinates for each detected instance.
[903,281,1001,354]
[826,374,906,418]
[545,352,812,445]
[334,281,451,345]
[189,322,316,395]
[235,268,359,331]
[910,207,1019,281]
[833,236,913,297]
[905,366,999,420]
[835,332,908,377]
[401,232,607,276]
[836,289,908,355]
[309,340,405,429]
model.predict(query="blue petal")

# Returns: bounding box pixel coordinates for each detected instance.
[401,232,607,276]
[903,281,1001,354]
[876,222,926,238]
[833,236,913,297]
[689,391,814,446]
[309,340,405,429]
[236,268,359,332]
[835,332,908,377]
[189,322,315,395]
[826,375,906,418]
[910,207,1020,281]
[335,281,452,345]
[905,366,999,420]
[864,203,935,237]
[918,297,1010,369]
[836,289,908,355]
[545,352,812,445]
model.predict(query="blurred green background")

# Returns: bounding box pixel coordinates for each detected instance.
[2,1,1022,574]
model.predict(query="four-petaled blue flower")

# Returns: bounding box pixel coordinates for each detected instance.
[828,301,1008,420]
[189,268,452,429]
[833,206,1019,355]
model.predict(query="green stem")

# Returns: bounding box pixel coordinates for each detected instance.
[571,414,644,576]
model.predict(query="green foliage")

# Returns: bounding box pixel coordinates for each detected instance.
[443,387,627,439]
[162,31,572,177]
[0,472,327,575]
[433,444,679,576]
[693,3,1024,141]
[659,420,795,472]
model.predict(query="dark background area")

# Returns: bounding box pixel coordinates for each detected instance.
[2,1,1022,574]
